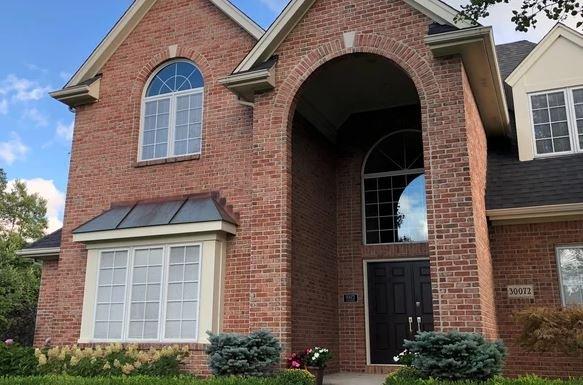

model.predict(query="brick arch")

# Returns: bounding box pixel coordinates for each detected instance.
[126,47,214,162]
[270,32,441,135]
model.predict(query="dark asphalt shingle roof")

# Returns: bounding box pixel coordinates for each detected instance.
[486,39,583,211]
[24,229,62,250]
[487,142,583,210]
[73,193,238,234]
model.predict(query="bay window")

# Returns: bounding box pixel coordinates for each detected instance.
[93,244,201,342]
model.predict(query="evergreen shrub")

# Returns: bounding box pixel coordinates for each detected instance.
[403,331,506,381]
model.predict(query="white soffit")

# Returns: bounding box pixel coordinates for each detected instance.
[65,0,264,88]
[506,23,583,87]
[234,0,475,73]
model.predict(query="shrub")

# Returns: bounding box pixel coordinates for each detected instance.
[403,331,506,381]
[514,306,583,354]
[0,342,38,376]
[206,330,282,377]
[274,369,315,385]
[382,375,583,385]
[34,343,189,376]
[383,366,421,385]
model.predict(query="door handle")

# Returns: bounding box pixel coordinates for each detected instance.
[408,317,413,334]
[416,316,422,332]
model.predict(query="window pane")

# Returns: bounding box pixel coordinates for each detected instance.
[536,139,553,154]
[173,93,203,157]
[146,62,204,97]
[531,91,572,155]
[165,246,201,340]
[142,98,170,160]
[94,250,128,340]
[573,89,583,104]
[557,248,583,306]
[129,247,163,340]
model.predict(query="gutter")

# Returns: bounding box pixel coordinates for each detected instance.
[219,67,276,103]
[50,77,101,108]
[16,247,60,260]
[425,26,510,135]
[487,202,583,224]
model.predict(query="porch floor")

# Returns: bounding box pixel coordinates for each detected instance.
[324,372,386,385]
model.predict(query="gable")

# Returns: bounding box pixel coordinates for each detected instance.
[506,23,583,87]
[64,0,264,89]
[233,0,475,73]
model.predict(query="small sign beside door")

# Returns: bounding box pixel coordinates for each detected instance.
[507,285,534,299]
[343,293,358,303]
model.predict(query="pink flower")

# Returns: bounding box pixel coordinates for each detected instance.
[292,361,300,368]
[4,339,14,346]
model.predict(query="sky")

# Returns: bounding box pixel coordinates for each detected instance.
[0,0,580,234]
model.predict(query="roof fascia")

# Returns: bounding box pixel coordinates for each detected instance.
[234,0,316,73]
[487,202,583,224]
[16,247,60,260]
[506,23,583,87]
[426,26,510,135]
[234,0,475,74]
[65,0,264,89]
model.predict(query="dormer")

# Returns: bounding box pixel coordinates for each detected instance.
[507,24,583,161]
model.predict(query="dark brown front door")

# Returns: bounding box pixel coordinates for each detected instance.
[367,260,434,364]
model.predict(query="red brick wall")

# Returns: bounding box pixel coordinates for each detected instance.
[291,113,339,371]
[463,68,498,340]
[35,0,257,365]
[490,220,583,377]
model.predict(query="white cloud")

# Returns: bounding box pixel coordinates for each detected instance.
[259,0,288,12]
[0,74,51,102]
[7,178,65,234]
[56,121,74,141]
[0,133,29,165]
[0,99,7,115]
[23,108,49,127]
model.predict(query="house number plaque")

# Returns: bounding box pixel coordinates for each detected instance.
[343,293,358,303]
[507,285,534,299]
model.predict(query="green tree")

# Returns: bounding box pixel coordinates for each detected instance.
[0,169,48,345]
[457,0,583,32]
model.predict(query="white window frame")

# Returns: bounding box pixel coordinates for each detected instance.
[138,59,205,162]
[556,245,583,307]
[92,242,202,343]
[529,86,583,158]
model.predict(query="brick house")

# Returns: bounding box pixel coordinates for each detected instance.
[18,0,583,378]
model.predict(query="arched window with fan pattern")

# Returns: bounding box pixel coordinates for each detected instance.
[140,60,204,161]
[362,130,428,244]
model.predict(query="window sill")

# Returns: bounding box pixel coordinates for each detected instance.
[77,340,209,351]
[134,154,200,167]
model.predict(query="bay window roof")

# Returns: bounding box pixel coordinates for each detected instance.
[73,193,238,242]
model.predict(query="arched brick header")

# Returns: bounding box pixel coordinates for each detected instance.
[269,32,441,133]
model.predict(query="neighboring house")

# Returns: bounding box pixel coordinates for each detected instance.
[18,0,583,377]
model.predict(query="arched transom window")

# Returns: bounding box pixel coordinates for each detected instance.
[362,130,428,244]
[140,60,204,161]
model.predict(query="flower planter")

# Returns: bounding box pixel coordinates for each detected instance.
[307,366,325,385]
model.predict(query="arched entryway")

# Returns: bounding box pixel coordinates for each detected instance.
[290,52,431,373]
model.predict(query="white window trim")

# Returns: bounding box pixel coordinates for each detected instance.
[91,242,202,343]
[556,245,583,307]
[138,59,205,162]
[529,86,583,158]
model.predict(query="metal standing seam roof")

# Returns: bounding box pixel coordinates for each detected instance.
[73,194,238,234]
